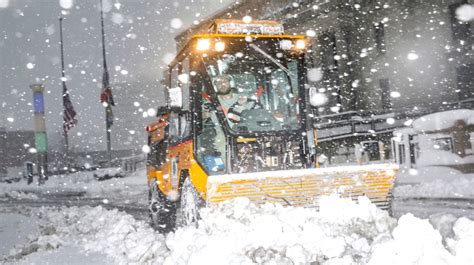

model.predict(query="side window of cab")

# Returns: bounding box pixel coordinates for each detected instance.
[147,110,169,169]
[169,112,180,144]
[168,110,191,144]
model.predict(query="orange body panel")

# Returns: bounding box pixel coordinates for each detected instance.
[147,137,210,200]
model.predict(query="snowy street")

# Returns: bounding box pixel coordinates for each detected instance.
[2,188,474,264]
[0,192,149,221]
[1,167,473,264]
[0,168,149,219]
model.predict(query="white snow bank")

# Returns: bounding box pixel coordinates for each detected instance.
[0,168,148,205]
[446,217,474,265]
[371,214,474,265]
[32,206,168,264]
[412,109,474,132]
[394,167,474,199]
[2,195,474,264]
[11,245,113,265]
[0,213,40,257]
[0,190,39,200]
[167,195,390,264]
[165,195,474,265]
[369,214,454,265]
[417,150,474,166]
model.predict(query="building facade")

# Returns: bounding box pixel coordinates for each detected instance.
[0,128,36,179]
[175,0,473,164]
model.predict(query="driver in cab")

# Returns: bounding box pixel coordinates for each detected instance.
[214,75,260,123]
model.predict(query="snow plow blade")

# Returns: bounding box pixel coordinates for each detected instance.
[206,164,398,209]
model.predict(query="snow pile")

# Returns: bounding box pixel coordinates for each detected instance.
[0,190,39,200]
[165,195,396,264]
[446,217,474,265]
[369,213,474,265]
[32,206,168,264]
[394,167,474,199]
[0,212,39,258]
[165,195,474,264]
[395,175,474,199]
[412,109,474,132]
[3,196,474,264]
[417,150,474,167]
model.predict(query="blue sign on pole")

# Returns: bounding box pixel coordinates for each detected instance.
[33,92,44,113]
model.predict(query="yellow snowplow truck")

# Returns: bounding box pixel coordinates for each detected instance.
[146,19,398,231]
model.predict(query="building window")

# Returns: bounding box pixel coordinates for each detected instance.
[433,137,454,152]
[455,63,474,100]
[319,32,338,71]
[449,1,472,49]
[318,32,342,109]
[374,23,385,54]
[379,78,391,110]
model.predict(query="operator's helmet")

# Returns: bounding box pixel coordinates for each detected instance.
[214,75,232,95]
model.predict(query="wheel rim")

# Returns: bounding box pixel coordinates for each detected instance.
[148,182,160,225]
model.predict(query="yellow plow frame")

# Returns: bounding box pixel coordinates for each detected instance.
[206,164,398,209]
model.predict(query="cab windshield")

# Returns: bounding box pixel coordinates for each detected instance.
[202,39,303,133]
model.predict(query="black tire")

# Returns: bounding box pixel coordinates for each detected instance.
[148,180,177,233]
[175,177,205,228]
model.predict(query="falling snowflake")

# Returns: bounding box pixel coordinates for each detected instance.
[306,30,316,37]
[456,4,474,22]
[242,15,252,23]
[307,68,322,82]
[112,13,124,24]
[141,145,151,153]
[170,18,183,29]
[390,91,401,98]
[407,52,419,60]
[59,0,73,9]
[310,92,328,107]
[386,118,395,125]
[147,108,156,117]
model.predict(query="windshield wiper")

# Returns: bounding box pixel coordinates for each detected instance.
[249,43,295,78]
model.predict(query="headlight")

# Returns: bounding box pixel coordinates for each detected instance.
[295,39,305,49]
[215,41,225,52]
[280,39,292,50]
[196,39,210,51]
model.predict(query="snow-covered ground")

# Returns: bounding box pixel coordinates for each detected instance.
[1,195,473,264]
[0,167,148,206]
[392,166,474,219]
[1,165,473,264]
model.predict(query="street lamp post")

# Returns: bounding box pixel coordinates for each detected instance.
[99,0,113,164]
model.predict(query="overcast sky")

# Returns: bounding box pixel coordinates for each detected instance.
[0,0,233,151]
